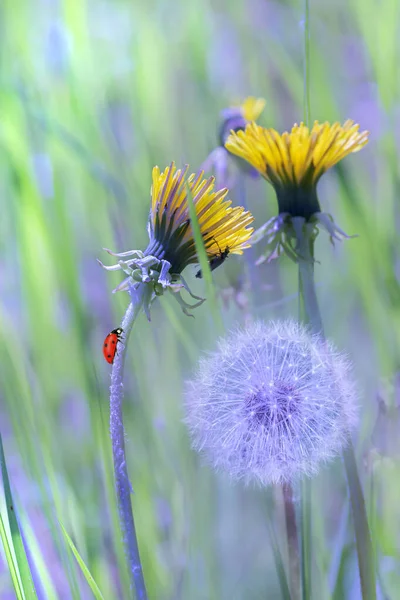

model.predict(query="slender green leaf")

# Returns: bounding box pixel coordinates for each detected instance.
[185,182,223,332]
[344,443,376,600]
[59,522,105,600]
[21,521,59,600]
[0,511,25,600]
[0,435,37,600]
[329,499,350,593]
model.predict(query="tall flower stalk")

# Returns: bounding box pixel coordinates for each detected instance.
[100,163,254,597]
[297,226,376,600]
[226,120,376,598]
[109,288,148,599]
[297,224,318,600]
[282,482,300,600]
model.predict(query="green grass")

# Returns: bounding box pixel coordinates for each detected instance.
[0,0,399,598]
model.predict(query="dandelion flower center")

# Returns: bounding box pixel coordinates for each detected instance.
[245,380,301,429]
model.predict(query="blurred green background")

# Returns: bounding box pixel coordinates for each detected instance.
[0,0,399,598]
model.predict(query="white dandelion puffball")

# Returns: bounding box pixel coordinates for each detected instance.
[185,320,358,486]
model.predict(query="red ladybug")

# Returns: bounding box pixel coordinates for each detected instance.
[103,327,123,364]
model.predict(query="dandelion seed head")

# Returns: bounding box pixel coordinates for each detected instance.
[185,320,358,486]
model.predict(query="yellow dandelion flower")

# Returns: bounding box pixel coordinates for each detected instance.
[148,163,254,273]
[226,120,369,216]
[99,163,254,315]
[225,120,369,262]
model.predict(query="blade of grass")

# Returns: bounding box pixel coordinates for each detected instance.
[59,522,105,600]
[329,497,350,592]
[0,511,25,600]
[18,91,128,203]
[300,2,312,593]
[185,181,223,332]
[0,434,37,600]
[303,0,311,126]
[343,442,376,600]
[20,520,59,600]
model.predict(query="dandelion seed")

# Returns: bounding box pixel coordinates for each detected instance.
[185,320,358,486]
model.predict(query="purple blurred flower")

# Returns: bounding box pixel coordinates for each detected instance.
[201,97,266,189]
[44,20,70,76]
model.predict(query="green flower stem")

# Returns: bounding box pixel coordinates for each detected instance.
[110,285,148,599]
[237,177,258,301]
[299,477,311,600]
[297,227,323,335]
[303,0,311,127]
[294,223,316,600]
[297,227,376,600]
[282,483,301,600]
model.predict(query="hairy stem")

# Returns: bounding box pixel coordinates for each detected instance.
[110,285,148,599]
[282,483,301,600]
[297,227,376,600]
